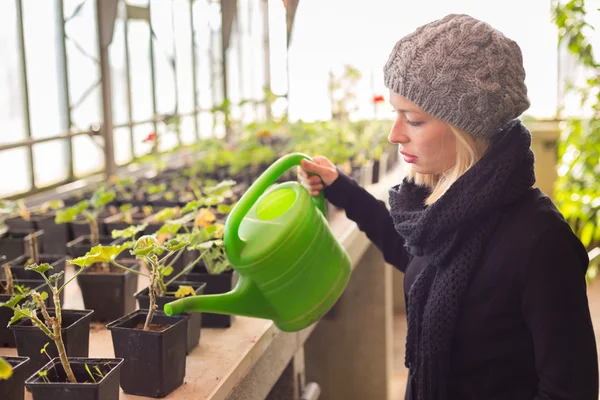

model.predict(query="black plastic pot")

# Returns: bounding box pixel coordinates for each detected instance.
[0,228,44,262]
[0,280,48,348]
[2,255,67,308]
[76,260,140,322]
[25,357,124,400]
[135,281,206,354]
[10,309,93,377]
[0,356,30,400]
[65,235,121,258]
[70,211,114,239]
[107,310,187,398]
[35,214,70,255]
[372,160,380,184]
[183,264,238,328]
[6,214,69,256]
[103,208,149,236]
[147,193,181,208]
[5,216,35,230]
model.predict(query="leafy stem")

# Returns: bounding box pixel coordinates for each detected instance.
[166,249,208,286]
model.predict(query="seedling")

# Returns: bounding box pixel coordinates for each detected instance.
[0,261,88,383]
[54,188,116,248]
[71,227,223,331]
[84,362,105,383]
[0,256,34,296]
[24,230,43,266]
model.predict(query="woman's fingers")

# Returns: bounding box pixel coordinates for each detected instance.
[308,176,322,185]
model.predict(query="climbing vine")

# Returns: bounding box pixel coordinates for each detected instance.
[552,0,600,281]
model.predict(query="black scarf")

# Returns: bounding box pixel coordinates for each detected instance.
[388,120,536,399]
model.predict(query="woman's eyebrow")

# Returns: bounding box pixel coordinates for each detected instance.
[394,107,421,115]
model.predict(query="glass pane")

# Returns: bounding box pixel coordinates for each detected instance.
[64,0,101,128]
[151,0,176,116]
[128,20,153,122]
[72,135,104,176]
[268,0,287,95]
[0,148,30,197]
[0,1,26,146]
[193,0,213,111]
[158,125,178,153]
[209,2,224,105]
[110,6,130,126]
[23,0,61,139]
[180,116,195,145]
[198,112,213,139]
[114,127,133,166]
[249,0,264,102]
[173,0,194,114]
[226,25,241,104]
[32,140,69,187]
[133,122,154,158]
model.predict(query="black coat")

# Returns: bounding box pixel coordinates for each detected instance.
[324,171,598,400]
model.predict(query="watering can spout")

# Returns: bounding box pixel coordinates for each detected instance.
[163,277,276,321]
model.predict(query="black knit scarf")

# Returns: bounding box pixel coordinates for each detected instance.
[388,120,536,400]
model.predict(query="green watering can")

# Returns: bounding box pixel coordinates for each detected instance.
[163,153,352,332]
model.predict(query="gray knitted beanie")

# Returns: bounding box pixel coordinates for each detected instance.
[383,14,530,139]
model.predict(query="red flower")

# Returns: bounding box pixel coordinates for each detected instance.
[143,132,157,143]
[372,95,385,104]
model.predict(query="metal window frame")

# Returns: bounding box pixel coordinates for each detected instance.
[1,0,287,201]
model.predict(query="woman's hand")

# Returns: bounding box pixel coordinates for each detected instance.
[297,156,339,196]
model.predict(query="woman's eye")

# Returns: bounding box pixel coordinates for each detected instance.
[407,120,423,127]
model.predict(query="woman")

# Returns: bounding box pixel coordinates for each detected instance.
[298,14,598,400]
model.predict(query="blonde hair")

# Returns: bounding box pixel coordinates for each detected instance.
[406,125,489,205]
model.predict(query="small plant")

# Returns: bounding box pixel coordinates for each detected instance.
[0,260,88,383]
[2,264,14,295]
[84,362,105,383]
[23,231,43,266]
[54,188,116,248]
[0,201,18,237]
[0,256,35,297]
[71,222,223,331]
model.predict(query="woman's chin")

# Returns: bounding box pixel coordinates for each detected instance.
[408,163,437,175]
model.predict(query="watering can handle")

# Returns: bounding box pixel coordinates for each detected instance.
[224,153,327,260]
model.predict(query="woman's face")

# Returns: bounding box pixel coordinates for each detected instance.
[388,91,456,175]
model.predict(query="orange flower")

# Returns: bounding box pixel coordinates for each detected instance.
[195,208,217,228]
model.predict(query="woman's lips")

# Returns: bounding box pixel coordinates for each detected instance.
[400,151,417,163]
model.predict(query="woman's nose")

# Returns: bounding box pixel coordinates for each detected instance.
[388,118,408,145]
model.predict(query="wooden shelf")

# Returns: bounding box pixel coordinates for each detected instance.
[1,163,402,399]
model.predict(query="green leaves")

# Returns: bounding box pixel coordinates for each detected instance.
[0,200,18,215]
[132,235,160,256]
[163,237,189,252]
[552,0,600,284]
[55,200,89,223]
[111,224,147,239]
[188,226,219,247]
[2,293,27,309]
[119,204,133,213]
[0,357,12,380]
[153,207,180,222]
[91,189,116,209]
[217,203,236,215]
[189,239,222,251]
[181,200,204,214]
[47,272,64,286]
[204,180,236,196]
[69,243,132,267]
[25,263,52,276]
